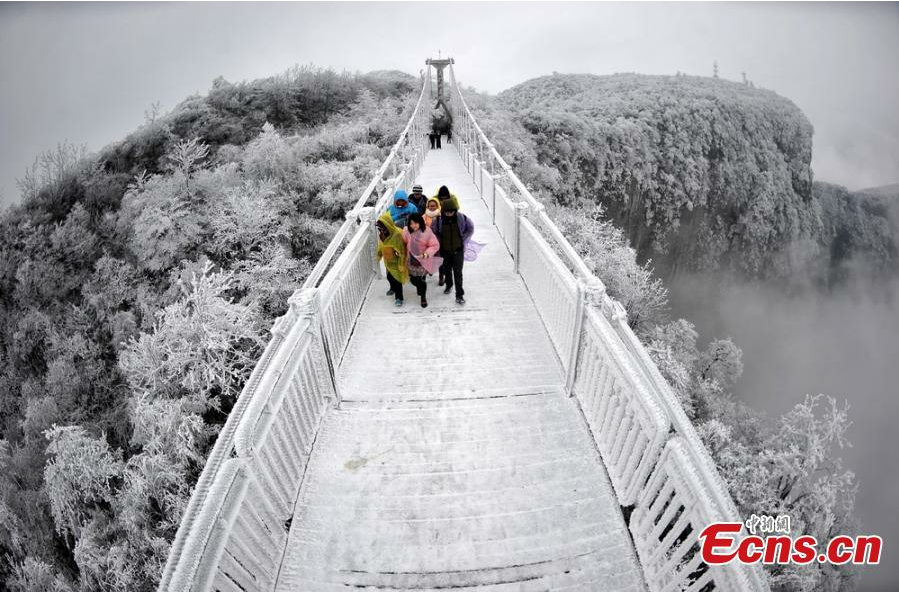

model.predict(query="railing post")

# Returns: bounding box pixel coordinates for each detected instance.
[285,288,342,409]
[491,173,499,224]
[602,294,628,325]
[190,459,250,592]
[565,282,585,396]
[565,277,606,396]
[362,206,381,278]
[513,202,528,274]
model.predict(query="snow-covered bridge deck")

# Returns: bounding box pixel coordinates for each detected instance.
[274,148,645,591]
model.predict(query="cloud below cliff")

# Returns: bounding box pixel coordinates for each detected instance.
[668,273,899,591]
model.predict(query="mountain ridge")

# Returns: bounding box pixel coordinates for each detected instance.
[467,72,896,284]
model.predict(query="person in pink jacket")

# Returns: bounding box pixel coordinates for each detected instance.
[402,213,442,308]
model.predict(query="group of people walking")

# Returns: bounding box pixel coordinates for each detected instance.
[377,184,475,308]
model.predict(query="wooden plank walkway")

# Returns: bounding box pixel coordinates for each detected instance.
[275,147,645,591]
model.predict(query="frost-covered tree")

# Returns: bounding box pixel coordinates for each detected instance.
[43,426,123,541]
[143,101,162,125]
[44,330,111,422]
[466,74,826,280]
[7,556,72,592]
[230,243,310,317]
[241,122,293,181]
[20,396,61,443]
[119,261,263,413]
[765,395,856,537]
[696,392,858,591]
[208,178,285,259]
[120,173,206,272]
[0,61,417,590]
[552,203,669,332]
[91,395,212,591]
[36,265,265,591]
[16,142,89,204]
[645,319,699,414]
[0,440,30,557]
[166,137,209,190]
[697,338,743,388]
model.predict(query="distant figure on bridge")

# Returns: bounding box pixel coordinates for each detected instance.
[408,184,428,213]
[403,213,441,308]
[387,189,419,229]
[447,128,452,143]
[429,132,436,150]
[435,132,442,149]
[376,212,409,307]
[431,187,474,305]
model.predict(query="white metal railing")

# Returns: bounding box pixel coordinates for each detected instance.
[159,71,432,592]
[448,64,769,592]
[493,185,518,257]
[631,437,749,592]
[517,217,580,362]
[575,306,667,506]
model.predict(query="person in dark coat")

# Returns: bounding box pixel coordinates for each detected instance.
[431,194,474,305]
[431,185,457,286]
[408,184,428,213]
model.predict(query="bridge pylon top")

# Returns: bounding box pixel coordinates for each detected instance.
[425,57,454,67]
[425,56,455,113]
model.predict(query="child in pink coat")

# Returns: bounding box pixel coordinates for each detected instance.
[402,213,442,308]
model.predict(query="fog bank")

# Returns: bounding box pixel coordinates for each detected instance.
[668,274,899,590]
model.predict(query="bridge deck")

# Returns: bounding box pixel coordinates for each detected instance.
[274,148,645,591]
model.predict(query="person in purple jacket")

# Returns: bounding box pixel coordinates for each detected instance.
[430,192,473,305]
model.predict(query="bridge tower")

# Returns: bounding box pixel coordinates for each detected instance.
[426,56,454,134]
[426,56,454,102]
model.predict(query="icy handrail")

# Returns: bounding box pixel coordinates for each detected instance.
[158,72,431,592]
[448,64,768,592]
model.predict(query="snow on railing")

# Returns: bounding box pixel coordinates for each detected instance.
[159,72,432,592]
[448,64,769,592]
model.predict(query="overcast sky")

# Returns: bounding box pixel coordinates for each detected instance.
[1,2,898,206]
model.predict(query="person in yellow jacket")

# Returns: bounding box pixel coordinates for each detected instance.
[423,196,441,230]
[376,211,410,307]
[433,185,458,210]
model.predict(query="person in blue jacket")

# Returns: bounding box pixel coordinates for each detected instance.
[387,189,419,229]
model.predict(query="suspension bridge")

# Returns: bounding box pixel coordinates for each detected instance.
[159,59,770,592]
